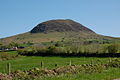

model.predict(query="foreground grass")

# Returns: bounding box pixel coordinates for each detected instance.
[38,68,120,80]
[0,55,120,80]
[0,55,116,73]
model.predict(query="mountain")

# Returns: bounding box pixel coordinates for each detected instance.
[30,19,95,33]
[0,19,120,45]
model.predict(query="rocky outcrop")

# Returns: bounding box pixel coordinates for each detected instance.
[30,19,95,33]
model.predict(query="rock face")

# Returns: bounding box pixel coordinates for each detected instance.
[30,19,95,33]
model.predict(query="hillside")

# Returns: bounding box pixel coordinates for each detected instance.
[0,19,120,45]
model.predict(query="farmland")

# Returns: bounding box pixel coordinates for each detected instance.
[0,51,120,80]
[0,40,120,80]
[0,51,111,72]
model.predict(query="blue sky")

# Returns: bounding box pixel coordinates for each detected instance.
[0,0,120,38]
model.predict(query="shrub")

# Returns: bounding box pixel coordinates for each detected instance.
[17,44,120,57]
[52,47,66,54]
[55,42,64,47]
[0,52,19,61]
[107,44,119,53]
[47,46,56,54]
[17,48,36,56]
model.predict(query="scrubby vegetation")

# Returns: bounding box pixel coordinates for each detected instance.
[17,43,120,57]
[107,44,119,53]
[0,51,19,61]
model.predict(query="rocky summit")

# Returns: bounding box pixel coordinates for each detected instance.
[30,19,95,33]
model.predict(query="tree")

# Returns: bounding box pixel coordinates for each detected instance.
[9,42,19,48]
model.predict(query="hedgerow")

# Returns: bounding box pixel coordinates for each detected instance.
[17,44,120,57]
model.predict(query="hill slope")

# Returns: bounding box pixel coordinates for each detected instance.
[0,19,120,45]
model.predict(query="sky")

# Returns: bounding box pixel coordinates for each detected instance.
[0,0,120,38]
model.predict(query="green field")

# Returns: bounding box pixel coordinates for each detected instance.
[0,55,110,73]
[0,51,120,80]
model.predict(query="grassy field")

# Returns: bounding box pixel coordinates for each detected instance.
[0,51,120,80]
[0,55,110,73]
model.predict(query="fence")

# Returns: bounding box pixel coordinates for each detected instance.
[0,60,103,74]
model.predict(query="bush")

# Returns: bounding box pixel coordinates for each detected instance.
[0,52,19,61]
[55,42,64,47]
[52,47,66,54]
[17,48,36,56]
[47,46,56,53]
[17,44,120,57]
[107,44,119,53]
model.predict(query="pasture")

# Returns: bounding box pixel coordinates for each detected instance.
[0,51,120,80]
[0,55,110,73]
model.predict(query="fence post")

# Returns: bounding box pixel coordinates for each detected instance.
[41,61,44,68]
[7,63,11,75]
[55,63,57,67]
[69,60,71,66]
[91,60,93,64]
[109,58,112,63]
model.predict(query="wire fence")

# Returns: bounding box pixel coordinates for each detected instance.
[0,60,103,74]
[1,59,120,80]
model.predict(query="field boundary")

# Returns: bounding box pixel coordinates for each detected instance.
[3,60,104,74]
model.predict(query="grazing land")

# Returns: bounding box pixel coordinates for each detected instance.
[0,54,111,72]
[0,53,120,80]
